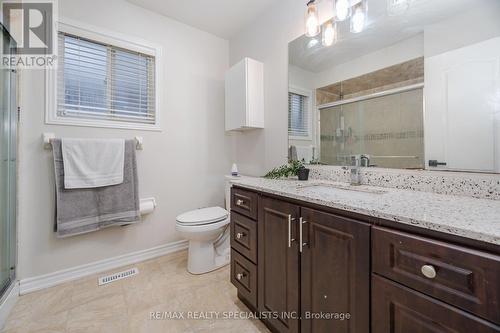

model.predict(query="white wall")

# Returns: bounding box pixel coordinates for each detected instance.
[424,1,500,57]
[228,0,333,176]
[17,0,230,279]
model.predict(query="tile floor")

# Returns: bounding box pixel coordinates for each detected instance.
[1,250,270,333]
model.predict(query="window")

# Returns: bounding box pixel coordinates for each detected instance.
[288,91,311,138]
[47,22,161,130]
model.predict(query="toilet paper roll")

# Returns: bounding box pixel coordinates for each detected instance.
[140,198,156,215]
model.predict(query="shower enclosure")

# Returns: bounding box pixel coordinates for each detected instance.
[0,23,17,299]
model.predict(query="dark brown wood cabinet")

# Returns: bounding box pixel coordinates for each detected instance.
[229,186,500,333]
[231,211,258,263]
[372,274,500,333]
[231,249,258,308]
[300,207,370,333]
[258,196,301,333]
[372,226,500,325]
[231,187,258,220]
[257,197,371,333]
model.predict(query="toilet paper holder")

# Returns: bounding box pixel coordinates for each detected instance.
[140,197,157,215]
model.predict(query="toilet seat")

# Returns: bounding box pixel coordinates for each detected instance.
[176,207,228,226]
[176,217,229,234]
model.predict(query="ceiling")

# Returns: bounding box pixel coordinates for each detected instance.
[126,0,278,39]
[290,0,490,73]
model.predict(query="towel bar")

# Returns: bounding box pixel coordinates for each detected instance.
[42,133,144,150]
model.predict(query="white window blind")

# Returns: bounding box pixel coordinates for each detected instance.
[288,92,310,137]
[57,32,156,125]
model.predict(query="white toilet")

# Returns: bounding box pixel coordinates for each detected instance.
[175,179,233,274]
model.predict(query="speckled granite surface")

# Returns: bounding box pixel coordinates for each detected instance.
[308,165,500,200]
[229,176,500,246]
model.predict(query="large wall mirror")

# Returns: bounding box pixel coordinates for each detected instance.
[288,0,500,173]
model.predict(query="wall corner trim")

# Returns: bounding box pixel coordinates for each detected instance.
[19,240,188,295]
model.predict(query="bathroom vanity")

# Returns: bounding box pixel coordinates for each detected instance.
[229,178,500,333]
[229,1,500,331]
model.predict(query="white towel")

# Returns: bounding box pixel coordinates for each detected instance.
[61,138,125,189]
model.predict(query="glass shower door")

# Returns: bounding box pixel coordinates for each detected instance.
[0,24,17,297]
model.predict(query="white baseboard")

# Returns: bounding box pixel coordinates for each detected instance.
[0,281,19,330]
[19,240,188,295]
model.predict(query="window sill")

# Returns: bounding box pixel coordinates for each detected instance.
[45,117,162,132]
[289,135,313,141]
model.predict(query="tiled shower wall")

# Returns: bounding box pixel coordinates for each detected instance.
[320,89,425,169]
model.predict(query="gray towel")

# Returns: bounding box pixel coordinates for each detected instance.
[52,139,140,238]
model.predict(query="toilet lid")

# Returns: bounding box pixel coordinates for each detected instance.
[176,207,229,225]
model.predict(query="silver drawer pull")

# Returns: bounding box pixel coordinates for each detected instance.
[421,265,437,279]
[288,215,296,248]
[236,273,246,281]
[299,218,307,253]
[236,232,246,239]
[236,199,244,206]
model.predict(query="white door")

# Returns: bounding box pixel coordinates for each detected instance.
[425,37,500,172]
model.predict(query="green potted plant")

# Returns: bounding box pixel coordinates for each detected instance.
[264,160,310,180]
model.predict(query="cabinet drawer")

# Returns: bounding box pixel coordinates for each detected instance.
[372,275,500,333]
[231,249,257,308]
[372,227,500,325]
[230,211,257,263]
[231,187,258,220]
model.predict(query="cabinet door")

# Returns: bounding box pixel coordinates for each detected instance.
[372,274,500,333]
[300,207,370,333]
[258,196,300,333]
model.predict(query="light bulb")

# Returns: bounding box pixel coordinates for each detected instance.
[350,1,367,33]
[335,0,351,21]
[305,1,320,37]
[322,21,337,47]
[307,38,319,48]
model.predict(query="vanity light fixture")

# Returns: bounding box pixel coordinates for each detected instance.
[334,0,352,21]
[322,20,338,47]
[305,0,369,46]
[305,0,321,37]
[350,0,368,33]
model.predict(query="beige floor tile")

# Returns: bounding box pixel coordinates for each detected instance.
[2,250,269,333]
[127,302,193,333]
[66,293,128,332]
[27,311,68,333]
[70,275,124,306]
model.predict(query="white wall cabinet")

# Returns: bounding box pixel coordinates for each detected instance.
[225,58,264,131]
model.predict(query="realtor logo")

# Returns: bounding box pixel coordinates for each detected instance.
[3,1,53,54]
[1,0,56,68]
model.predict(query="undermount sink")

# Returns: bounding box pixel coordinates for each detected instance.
[296,183,387,195]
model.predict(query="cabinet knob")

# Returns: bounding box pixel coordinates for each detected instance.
[236,273,246,281]
[236,199,244,206]
[236,232,246,239]
[421,265,437,279]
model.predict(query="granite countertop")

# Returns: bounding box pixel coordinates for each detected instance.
[229,176,500,246]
